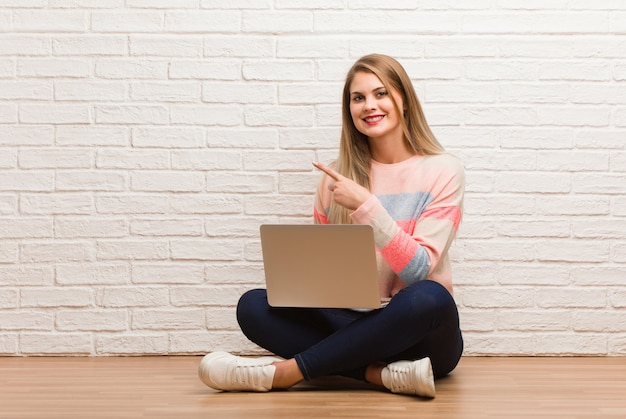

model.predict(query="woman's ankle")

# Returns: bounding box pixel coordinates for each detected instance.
[271,359,304,389]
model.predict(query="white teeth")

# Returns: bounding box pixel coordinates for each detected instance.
[365,115,384,122]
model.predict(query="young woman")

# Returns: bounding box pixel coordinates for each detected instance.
[198,54,465,398]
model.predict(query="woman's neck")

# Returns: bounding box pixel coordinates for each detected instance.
[369,137,416,164]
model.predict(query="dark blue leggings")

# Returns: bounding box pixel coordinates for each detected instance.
[236,279,463,382]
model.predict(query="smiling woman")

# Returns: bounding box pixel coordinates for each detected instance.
[198,54,466,399]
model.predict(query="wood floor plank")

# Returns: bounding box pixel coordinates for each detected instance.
[0,356,624,418]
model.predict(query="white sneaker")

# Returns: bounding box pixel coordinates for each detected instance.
[198,351,282,392]
[381,357,436,398]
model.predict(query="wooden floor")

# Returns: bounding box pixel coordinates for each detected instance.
[0,356,625,418]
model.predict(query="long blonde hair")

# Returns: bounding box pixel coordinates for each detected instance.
[327,54,445,225]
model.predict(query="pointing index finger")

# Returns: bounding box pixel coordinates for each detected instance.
[312,161,341,181]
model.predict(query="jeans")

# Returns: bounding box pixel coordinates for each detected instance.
[236,279,463,382]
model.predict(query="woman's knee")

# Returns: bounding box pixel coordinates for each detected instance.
[236,288,268,329]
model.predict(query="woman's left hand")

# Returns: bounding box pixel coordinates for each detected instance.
[313,162,372,211]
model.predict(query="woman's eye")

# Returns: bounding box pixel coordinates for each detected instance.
[377,91,388,97]
[352,95,364,102]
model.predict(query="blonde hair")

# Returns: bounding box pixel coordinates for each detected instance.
[327,54,445,225]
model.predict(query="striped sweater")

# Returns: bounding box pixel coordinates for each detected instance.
[313,153,465,297]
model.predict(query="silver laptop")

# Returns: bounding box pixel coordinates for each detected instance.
[260,224,387,309]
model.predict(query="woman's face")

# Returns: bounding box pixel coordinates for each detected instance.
[348,71,404,142]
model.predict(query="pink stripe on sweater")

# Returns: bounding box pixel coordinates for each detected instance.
[420,206,462,229]
[380,231,418,273]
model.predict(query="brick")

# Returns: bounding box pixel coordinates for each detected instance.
[95,105,168,125]
[17,58,90,78]
[537,287,607,309]
[130,81,200,102]
[0,194,16,215]
[0,289,18,309]
[0,334,17,355]
[497,310,571,331]
[56,309,127,331]
[279,172,318,194]
[537,150,609,171]
[96,148,169,169]
[571,266,626,286]
[130,218,203,237]
[131,171,204,192]
[20,241,96,263]
[56,263,129,285]
[0,36,50,56]
[496,172,571,193]
[56,126,128,147]
[0,218,52,239]
[204,216,277,238]
[170,194,242,214]
[55,217,128,238]
[201,0,271,7]
[573,173,626,194]
[96,59,168,79]
[91,11,163,33]
[242,11,312,33]
[0,103,17,123]
[244,105,314,127]
[244,195,312,217]
[573,310,626,332]
[202,82,275,104]
[535,240,609,263]
[0,81,52,100]
[132,263,204,284]
[132,127,205,148]
[0,149,16,168]
[97,240,169,260]
[14,10,87,32]
[21,193,92,215]
[19,148,92,169]
[243,150,314,171]
[21,288,92,308]
[169,60,241,80]
[0,311,54,330]
[205,263,264,284]
[127,0,195,7]
[95,287,169,308]
[171,150,241,170]
[0,242,17,263]
[279,127,339,149]
[206,172,275,194]
[499,128,574,150]
[0,171,54,192]
[56,170,126,192]
[53,36,126,56]
[170,105,242,126]
[19,104,90,124]
[465,106,538,126]
[204,36,273,58]
[55,81,126,101]
[165,11,240,33]
[533,333,607,355]
[132,308,205,330]
[536,196,610,216]
[0,266,53,286]
[21,333,92,355]
[243,60,314,81]
[130,36,203,57]
[170,238,243,261]
[96,334,168,355]
[96,193,169,214]
[206,129,277,149]
[278,82,342,105]
[170,285,248,306]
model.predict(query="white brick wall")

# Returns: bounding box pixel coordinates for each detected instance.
[0,2,624,357]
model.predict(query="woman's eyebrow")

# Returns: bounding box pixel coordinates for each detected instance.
[350,86,385,95]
